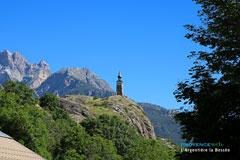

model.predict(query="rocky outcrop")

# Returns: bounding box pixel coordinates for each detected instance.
[59,95,156,139]
[36,68,115,97]
[0,50,51,88]
[167,109,179,118]
[59,97,91,123]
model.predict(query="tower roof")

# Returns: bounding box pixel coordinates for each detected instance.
[118,72,122,78]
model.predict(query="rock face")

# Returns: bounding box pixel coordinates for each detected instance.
[0,50,51,88]
[59,95,156,139]
[138,103,184,144]
[36,68,115,97]
[167,109,179,118]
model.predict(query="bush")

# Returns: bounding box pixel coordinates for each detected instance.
[2,80,37,105]
[93,96,99,100]
[40,93,69,120]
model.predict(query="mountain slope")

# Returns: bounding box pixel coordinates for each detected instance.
[36,68,115,97]
[138,103,184,144]
[0,50,51,88]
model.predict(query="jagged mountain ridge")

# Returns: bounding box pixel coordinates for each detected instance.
[138,103,184,145]
[0,50,115,98]
[0,50,51,88]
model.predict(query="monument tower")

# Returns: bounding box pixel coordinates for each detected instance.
[116,72,124,96]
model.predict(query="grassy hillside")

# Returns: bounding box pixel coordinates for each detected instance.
[59,95,156,139]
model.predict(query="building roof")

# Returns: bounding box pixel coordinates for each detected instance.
[0,131,11,138]
[0,131,45,160]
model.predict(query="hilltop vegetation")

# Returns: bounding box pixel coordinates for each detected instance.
[59,94,156,139]
[0,80,176,160]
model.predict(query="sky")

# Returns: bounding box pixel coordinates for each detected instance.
[0,0,203,109]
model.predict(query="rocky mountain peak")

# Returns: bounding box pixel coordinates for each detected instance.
[36,67,115,97]
[0,50,51,88]
[38,60,49,67]
[3,49,12,55]
[0,50,14,67]
[167,109,179,118]
[12,52,27,63]
[58,68,91,75]
[56,67,111,90]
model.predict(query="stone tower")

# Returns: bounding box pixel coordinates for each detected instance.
[116,72,124,96]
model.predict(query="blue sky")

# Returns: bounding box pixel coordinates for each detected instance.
[0,0,202,109]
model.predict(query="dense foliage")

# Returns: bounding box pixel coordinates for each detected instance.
[55,126,121,160]
[81,114,175,160]
[81,114,140,156]
[174,0,240,160]
[2,80,37,105]
[0,80,175,160]
[40,93,69,120]
[0,81,52,159]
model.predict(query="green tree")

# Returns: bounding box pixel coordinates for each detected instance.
[40,93,60,109]
[125,139,175,160]
[93,96,99,100]
[85,136,121,160]
[0,81,52,159]
[40,93,69,120]
[174,1,240,160]
[39,93,78,158]
[80,114,140,156]
[2,80,37,105]
[0,104,52,159]
[46,116,77,159]
[55,126,88,160]
[81,114,175,160]
[55,126,120,160]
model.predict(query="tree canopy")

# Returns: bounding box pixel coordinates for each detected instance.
[81,114,175,160]
[174,1,240,160]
